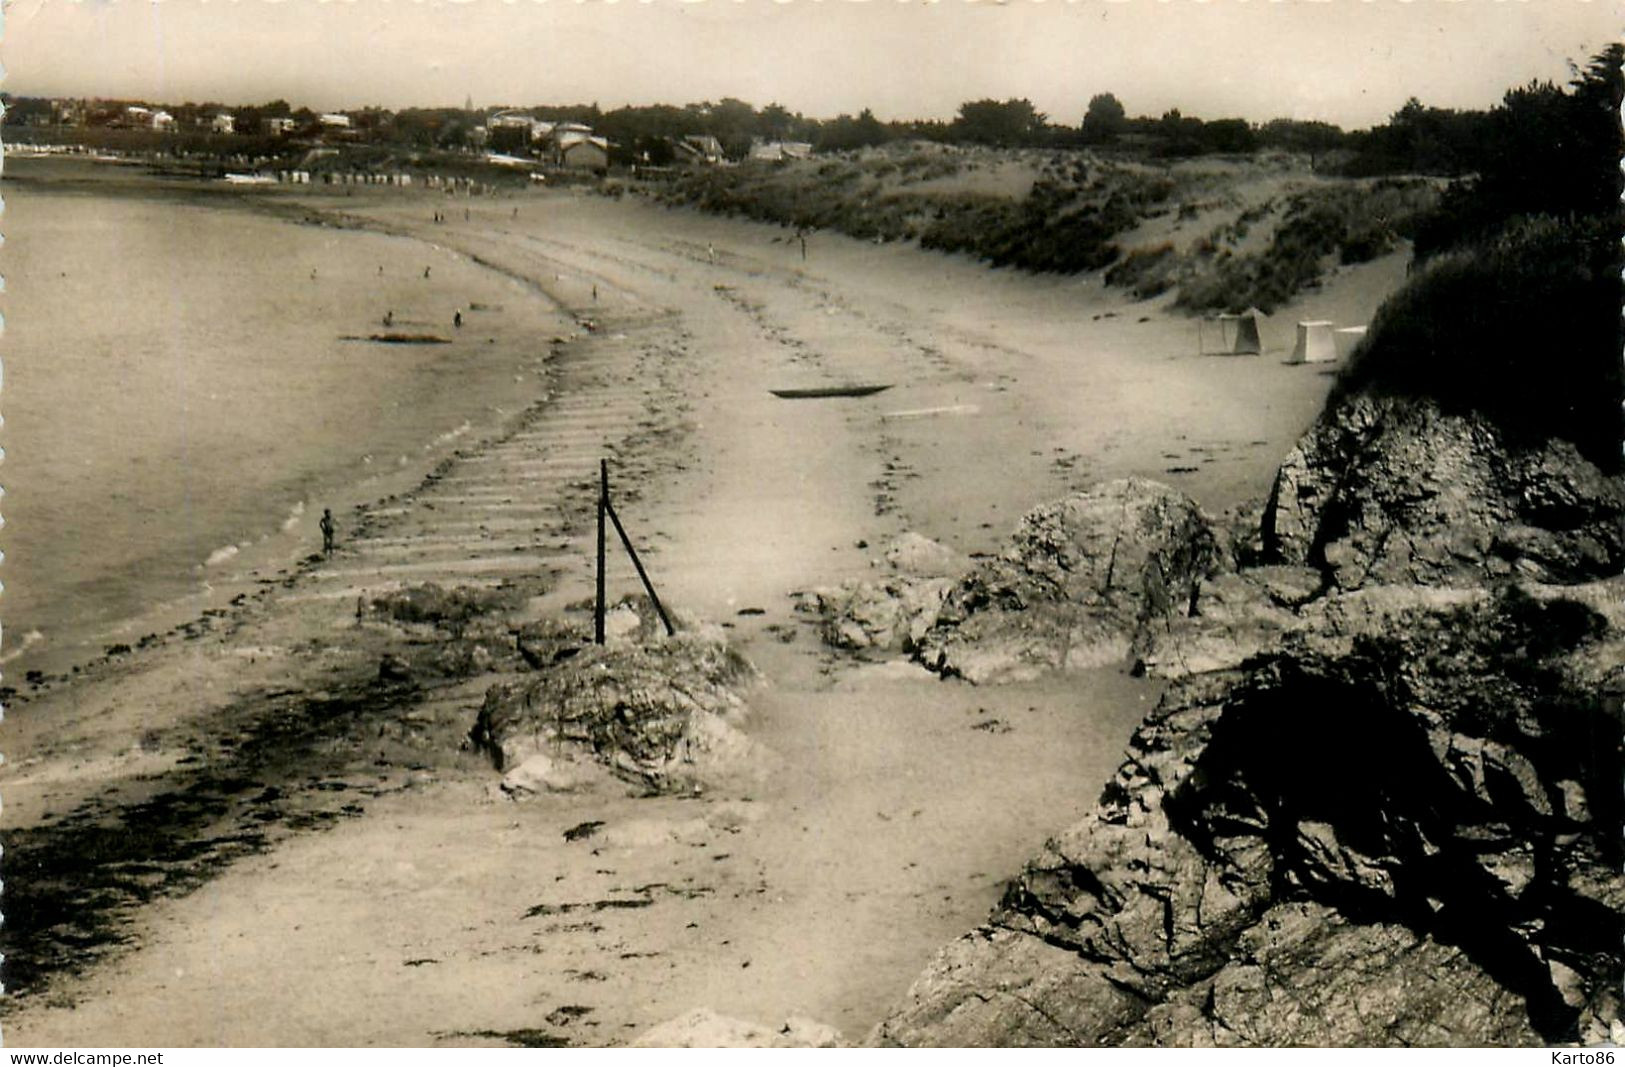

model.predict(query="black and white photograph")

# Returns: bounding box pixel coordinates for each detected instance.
[1,0,1621,1049]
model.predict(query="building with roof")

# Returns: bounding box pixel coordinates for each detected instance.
[675,134,725,164]
[556,134,610,172]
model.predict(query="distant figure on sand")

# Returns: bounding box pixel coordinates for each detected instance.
[708,243,716,264]
[454,310,463,328]
[383,310,394,327]
[320,509,336,556]
[592,284,598,302]
[424,266,432,279]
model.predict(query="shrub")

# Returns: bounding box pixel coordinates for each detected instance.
[1104,243,1177,298]
[1330,214,1623,471]
[1176,181,1438,313]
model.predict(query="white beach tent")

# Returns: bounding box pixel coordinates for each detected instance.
[1289,320,1337,364]
[1334,325,1368,360]
[1201,308,1266,356]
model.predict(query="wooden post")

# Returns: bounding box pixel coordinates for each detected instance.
[595,458,607,645]
[604,497,677,638]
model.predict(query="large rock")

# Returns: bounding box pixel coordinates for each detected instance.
[1263,396,1625,590]
[1125,902,1545,1047]
[795,533,962,654]
[874,580,1625,1046]
[469,620,764,793]
[916,479,1227,683]
[1131,567,1317,679]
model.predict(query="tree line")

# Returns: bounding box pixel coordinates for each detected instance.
[7,44,1619,179]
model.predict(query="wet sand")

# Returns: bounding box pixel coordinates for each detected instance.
[1,177,1407,1045]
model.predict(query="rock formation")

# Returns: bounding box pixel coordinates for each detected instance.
[870,397,1625,1047]
[1264,395,1625,590]
[914,479,1226,683]
[469,602,764,793]
[876,580,1624,1046]
[794,533,961,653]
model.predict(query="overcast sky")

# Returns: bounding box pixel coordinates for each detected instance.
[4,0,1620,129]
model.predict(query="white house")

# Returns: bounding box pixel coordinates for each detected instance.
[319,113,352,130]
[263,116,296,135]
[151,110,176,132]
[211,112,235,135]
[676,134,725,164]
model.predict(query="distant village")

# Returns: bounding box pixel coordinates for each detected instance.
[2,95,826,176]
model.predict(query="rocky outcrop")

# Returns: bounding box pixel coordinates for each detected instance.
[874,581,1625,1046]
[1263,396,1625,590]
[916,479,1227,683]
[794,533,961,653]
[469,610,764,793]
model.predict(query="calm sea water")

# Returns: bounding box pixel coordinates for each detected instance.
[5,162,564,676]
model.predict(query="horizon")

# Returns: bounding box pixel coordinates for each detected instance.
[3,0,1619,132]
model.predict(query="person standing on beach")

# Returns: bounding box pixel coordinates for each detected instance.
[424,266,432,279]
[320,509,336,557]
[454,310,463,329]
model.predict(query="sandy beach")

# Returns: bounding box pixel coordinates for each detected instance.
[2,173,1408,1045]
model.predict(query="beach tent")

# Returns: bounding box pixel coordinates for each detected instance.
[1202,308,1265,356]
[1334,325,1368,360]
[1290,320,1337,364]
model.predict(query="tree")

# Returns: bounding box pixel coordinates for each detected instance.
[759,102,793,140]
[1080,93,1126,143]
[1257,119,1347,165]
[950,98,1047,146]
[816,108,890,152]
[693,97,760,159]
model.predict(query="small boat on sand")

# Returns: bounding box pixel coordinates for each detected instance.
[769,384,892,399]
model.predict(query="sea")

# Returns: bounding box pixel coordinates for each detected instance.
[3,157,565,679]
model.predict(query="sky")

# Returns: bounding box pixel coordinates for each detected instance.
[3,0,1620,130]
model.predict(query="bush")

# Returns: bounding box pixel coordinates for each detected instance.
[1175,181,1438,313]
[1103,243,1177,298]
[1331,215,1623,471]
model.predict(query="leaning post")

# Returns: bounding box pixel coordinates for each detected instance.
[604,496,677,639]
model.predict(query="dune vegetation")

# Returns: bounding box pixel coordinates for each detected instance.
[1331,46,1623,471]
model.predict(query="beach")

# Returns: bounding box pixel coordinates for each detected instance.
[1,160,1408,1045]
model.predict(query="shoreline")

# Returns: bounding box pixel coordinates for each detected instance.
[2,160,581,687]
